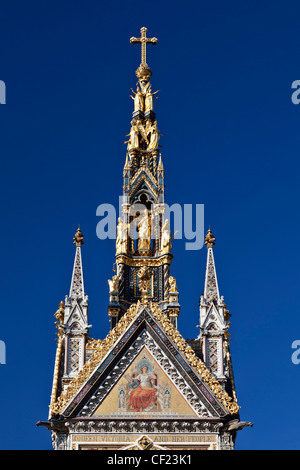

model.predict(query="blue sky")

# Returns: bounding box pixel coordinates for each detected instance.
[0,0,300,450]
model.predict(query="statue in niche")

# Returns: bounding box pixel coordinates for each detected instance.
[137,211,151,250]
[116,217,128,254]
[161,219,172,253]
[137,266,153,299]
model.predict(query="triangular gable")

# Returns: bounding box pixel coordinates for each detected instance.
[202,303,224,331]
[71,326,217,419]
[129,169,158,199]
[66,301,87,328]
[50,302,239,418]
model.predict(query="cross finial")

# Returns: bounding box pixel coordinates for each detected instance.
[130,27,157,66]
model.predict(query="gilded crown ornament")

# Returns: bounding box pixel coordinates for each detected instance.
[135,64,152,83]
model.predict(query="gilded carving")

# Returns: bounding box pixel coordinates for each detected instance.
[130,87,144,112]
[144,84,159,112]
[73,228,84,247]
[204,229,215,249]
[161,219,172,254]
[116,253,172,267]
[125,121,140,150]
[168,276,177,293]
[108,275,119,293]
[116,217,128,254]
[137,211,151,251]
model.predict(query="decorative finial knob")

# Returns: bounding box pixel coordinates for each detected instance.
[204,229,215,249]
[73,227,84,247]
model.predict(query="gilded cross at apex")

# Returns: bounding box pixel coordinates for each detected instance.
[130,27,157,66]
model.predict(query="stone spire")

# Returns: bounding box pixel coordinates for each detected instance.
[62,228,89,382]
[69,228,85,298]
[199,229,228,382]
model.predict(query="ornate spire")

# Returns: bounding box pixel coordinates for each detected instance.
[111,29,178,327]
[204,229,220,304]
[70,228,85,298]
[62,228,89,381]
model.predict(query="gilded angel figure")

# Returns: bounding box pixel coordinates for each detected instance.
[144,84,159,112]
[161,219,171,253]
[108,275,119,293]
[125,121,140,150]
[147,121,162,150]
[130,86,144,112]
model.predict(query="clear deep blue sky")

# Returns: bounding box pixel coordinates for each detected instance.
[1,0,300,450]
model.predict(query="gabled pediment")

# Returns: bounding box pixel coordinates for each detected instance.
[129,169,158,200]
[65,300,87,330]
[50,302,239,419]
[202,303,225,332]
